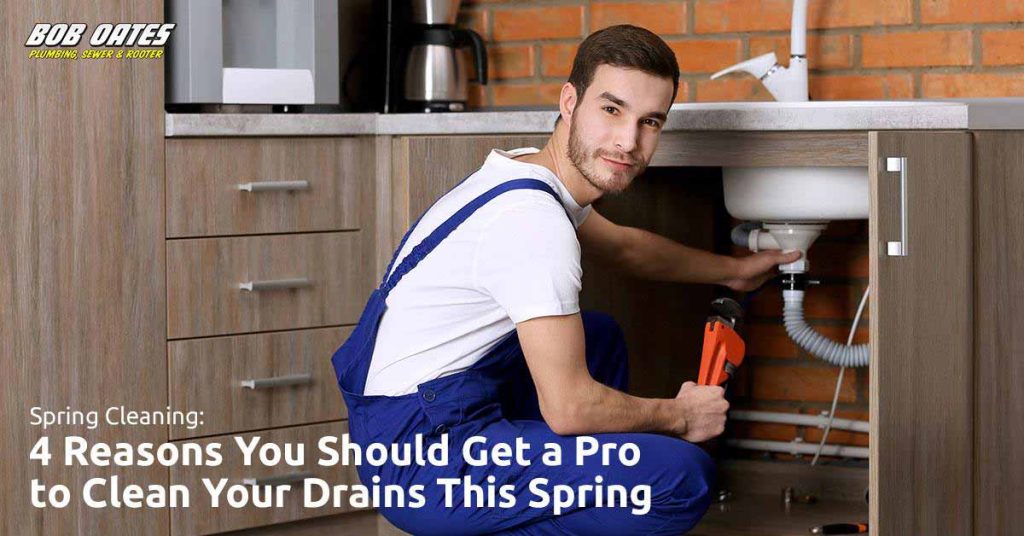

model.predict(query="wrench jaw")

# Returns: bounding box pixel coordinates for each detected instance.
[710,297,744,329]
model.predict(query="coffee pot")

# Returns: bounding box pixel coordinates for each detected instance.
[402,0,487,112]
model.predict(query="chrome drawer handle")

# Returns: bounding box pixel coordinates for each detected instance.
[238,277,312,291]
[885,157,909,257]
[241,472,314,487]
[240,373,313,390]
[237,180,310,192]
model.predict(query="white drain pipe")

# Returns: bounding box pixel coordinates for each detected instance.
[726,439,869,459]
[730,410,869,434]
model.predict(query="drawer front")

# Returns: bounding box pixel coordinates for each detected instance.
[166,138,370,238]
[170,422,360,536]
[167,232,366,339]
[169,327,352,440]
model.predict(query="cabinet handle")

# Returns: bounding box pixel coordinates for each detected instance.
[241,472,314,487]
[885,157,909,257]
[240,373,313,390]
[238,277,312,291]
[237,180,310,192]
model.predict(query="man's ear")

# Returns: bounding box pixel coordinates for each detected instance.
[559,82,578,123]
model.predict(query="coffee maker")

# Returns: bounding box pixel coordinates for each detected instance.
[387,0,488,112]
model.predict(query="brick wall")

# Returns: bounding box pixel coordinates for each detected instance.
[459,0,1024,106]
[455,0,1005,457]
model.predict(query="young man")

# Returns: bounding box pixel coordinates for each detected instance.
[333,25,799,534]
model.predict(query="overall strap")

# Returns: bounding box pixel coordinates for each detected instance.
[381,178,560,294]
[379,172,475,288]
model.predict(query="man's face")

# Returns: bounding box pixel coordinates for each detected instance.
[565,64,674,195]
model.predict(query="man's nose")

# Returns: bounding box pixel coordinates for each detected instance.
[614,124,639,155]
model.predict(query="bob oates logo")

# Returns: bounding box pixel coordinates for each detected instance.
[25,23,175,60]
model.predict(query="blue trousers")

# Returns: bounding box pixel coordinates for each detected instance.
[364,312,715,535]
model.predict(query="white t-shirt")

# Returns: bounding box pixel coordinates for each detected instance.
[363,147,592,396]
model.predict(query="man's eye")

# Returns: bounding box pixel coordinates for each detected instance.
[603,106,618,114]
[643,119,661,128]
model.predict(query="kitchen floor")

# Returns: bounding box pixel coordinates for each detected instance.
[690,490,868,536]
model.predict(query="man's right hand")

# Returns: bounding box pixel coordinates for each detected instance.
[674,381,729,443]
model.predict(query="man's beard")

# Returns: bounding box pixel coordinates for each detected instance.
[566,115,647,195]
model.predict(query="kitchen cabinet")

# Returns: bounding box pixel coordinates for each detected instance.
[162,136,379,535]
[387,130,1021,536]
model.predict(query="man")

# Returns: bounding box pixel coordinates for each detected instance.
[332,25,799,535]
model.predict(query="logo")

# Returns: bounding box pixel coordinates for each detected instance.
[25,23,175,47]
[25,23,175,60]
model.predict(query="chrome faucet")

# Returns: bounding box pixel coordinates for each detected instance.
[710,0,808,102]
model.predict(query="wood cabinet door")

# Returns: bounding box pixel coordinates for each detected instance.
[868,132,972,536]
[1,1,167,535]
[972,131,1024,536]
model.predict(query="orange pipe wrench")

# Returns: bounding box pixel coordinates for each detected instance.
[698,298,746,386]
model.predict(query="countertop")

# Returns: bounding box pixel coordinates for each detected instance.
[165,98,1024,137]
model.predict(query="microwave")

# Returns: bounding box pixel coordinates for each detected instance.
[166,0,351,110]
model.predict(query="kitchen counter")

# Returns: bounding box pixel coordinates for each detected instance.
[165,98,1024,137]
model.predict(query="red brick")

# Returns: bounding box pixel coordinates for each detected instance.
[492,83,564,106]
[667,39,742,73]
[862,31,972,68]
[982,30,1024,66]
[695,0,911,33]
[493,6,583,41]
[922,0,1024,24]
[809,74,914,100]
[749,33,854,69]
[804,283,868,320]
[696,77,773,102]
[922,73,1024,98]
[731,421,800,442]
[458,9,489,40]
[745,323,799,359]
[744,322,868,360]
[488,45,535,80]
[747,282,866,321]
[540,43,579,77]
[808,241,869,279]
[591,2,688,34]
[673,80,691,103]
[751,365,858,403]
[467,84,488,109]
[695,0,795,33]
[807,0,913,29]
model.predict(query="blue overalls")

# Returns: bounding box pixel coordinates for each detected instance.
[332,178,714,535]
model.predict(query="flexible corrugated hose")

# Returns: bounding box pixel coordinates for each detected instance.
[782,289,870,367]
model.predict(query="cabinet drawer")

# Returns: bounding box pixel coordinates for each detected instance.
[170,421,360,536]
[166,138,370,238]
[169,327,351,440]
[167,232,367,339]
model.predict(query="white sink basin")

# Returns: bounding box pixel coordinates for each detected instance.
[723,166,868,222]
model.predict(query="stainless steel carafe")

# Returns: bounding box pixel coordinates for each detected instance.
[402,0,487,112]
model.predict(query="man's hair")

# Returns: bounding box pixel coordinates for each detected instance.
[567,24,680,105]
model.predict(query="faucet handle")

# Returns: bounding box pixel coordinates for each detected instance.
[710,52,779,81]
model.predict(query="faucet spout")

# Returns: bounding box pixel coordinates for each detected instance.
[791,0,808,57]
[709,0,809,101]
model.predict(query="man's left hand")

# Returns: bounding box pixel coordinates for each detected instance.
[719,250,802,292]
